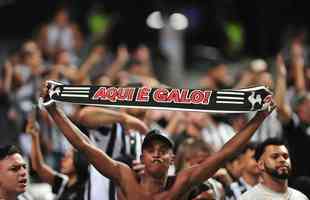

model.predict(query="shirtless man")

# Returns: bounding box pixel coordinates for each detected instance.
[41,82,274,200]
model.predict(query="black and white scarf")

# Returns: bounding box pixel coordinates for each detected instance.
[43,81,272,113]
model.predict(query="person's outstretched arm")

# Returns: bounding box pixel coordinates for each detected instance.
[26,113,56,185]
[45,103,130,183]
[274,53,292,123]
[170,107,274,196]
[41,85,130,183]
[78,106,148,134]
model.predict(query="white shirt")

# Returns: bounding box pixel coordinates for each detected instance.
[202,122,235,151]
[247,110,282,143]
[239,183,308,200]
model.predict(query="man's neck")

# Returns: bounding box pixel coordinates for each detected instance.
[0,189,17,200]
[140,174,167,194]
[68,174,78,187]
[261,173,288,193]
[241,172,259,187]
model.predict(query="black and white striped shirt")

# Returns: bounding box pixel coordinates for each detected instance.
[85,123,143,200]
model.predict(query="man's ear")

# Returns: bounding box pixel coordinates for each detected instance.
[170,153,175,165]
[258,159,264,171]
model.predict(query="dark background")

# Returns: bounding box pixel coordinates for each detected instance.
[0,0,309,62]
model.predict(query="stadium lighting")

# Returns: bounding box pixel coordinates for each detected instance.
[146,11,164,29]
[169,13,188,30]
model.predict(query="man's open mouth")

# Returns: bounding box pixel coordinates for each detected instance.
[18,179,27,184]
[152,159,163,164]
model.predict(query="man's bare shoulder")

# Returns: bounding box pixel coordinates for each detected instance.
[117,162,144,195]
[117,161,136,179]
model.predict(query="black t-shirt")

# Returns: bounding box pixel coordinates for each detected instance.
[52,173,86,200]
[282,114,310,179]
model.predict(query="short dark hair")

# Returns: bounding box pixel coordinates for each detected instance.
[254,138,288,161]
[0,145,20,160]
[241,142,258,154]
[226,142,258,163]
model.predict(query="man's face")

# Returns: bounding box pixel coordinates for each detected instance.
[186,150,210,167]
[226,158,243,179]
[55,10,69,27]
[141,140,173,178]
[297,98,310,124]
[57,51,71,66]
[259,145,291,180]
[242,149,261,176]
[0,153,28,195]
[26,51,42,68]
[60,149,75,175]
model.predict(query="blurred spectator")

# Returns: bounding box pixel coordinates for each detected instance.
[215,150,245,199]
[275,50,310,181]
[239,143,260,189]
[14,45,45,117]
[0,59,19,146]
[279,93,310,180]
[175,138,225,200]
[26,112,89,200]
[234,57,283,143]
[37,7,84,64]
[202,114,236,152]
[200,61,233,90]
[216,142,260,199]
[172,112,208,151]
[48,48,92,85]
[130,45,155,78]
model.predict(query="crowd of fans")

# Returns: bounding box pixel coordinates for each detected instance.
[0,6,310,200]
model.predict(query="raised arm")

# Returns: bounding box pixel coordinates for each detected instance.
[291,42,306,94]
[2,60,13,94]
[172,107,274,194]
[104,45,129,82]
[41,85,128,183]
[78,46,103,79]
[26,113,56,185]
[46,104,128,182]
[274,54,292,123]
[78,106,148,134]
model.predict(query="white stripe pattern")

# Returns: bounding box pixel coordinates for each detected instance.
[63,87,90,90]
[62,90,90,93]
[61,94,89,97]
[217,91,244,95]
[60,86,90,98]
[216,96,244,100]
[216,101,244,104]
[216,90,245,105]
